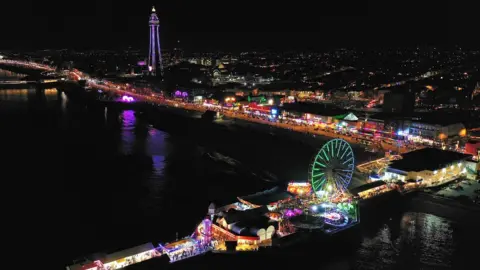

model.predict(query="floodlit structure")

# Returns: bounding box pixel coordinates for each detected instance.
[309,139,355,197]
[384,148,473,186]
[148,6,164,76]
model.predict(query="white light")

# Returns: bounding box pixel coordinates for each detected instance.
[312,206,317,211]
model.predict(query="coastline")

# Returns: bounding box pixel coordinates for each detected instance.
[59,93,480,269]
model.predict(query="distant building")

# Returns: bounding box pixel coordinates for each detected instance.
[358,112,411,138]
[409,119,465,142]
[382,91,414,114]
[281,102,357,125]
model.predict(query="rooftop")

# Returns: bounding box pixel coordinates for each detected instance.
[223,206,270,224]
[388,148,472,172]
[349,181,387,195]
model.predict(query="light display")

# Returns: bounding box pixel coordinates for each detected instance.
[148,6,163,76]
[322,209,349,227]
[309,139,354,196]
[121,95,135,102]
[174,90,188,98]
[284,208,302,218]
[287,182,312,195]
[194,218,212,245]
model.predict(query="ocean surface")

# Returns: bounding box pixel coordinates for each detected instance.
[0,76,478,269]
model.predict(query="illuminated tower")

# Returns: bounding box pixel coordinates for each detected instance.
[148,6,163,76]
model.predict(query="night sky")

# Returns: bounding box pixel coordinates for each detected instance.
[0,1,477,51]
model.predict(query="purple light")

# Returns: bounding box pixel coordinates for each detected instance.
[182,91,188,97]
[175,90,182,96]
[122,95,135,102]
[138,61,146,66]
[284,208,302,218]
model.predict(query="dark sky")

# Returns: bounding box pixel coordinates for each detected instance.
[0,0,477,51]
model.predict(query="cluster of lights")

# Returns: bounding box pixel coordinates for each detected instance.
[121,95,135,102]
[174,90,188,97]
[287,182,312,195]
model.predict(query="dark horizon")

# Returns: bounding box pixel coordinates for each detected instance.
[0,1,478,51]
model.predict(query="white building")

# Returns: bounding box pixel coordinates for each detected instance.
[384,148,473,186]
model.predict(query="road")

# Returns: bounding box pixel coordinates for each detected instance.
[86,79,417,153]
[0,59,425,153]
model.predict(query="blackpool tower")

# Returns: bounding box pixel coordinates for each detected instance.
[148,6,163,76]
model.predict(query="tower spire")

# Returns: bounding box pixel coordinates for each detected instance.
[147,6,163,76]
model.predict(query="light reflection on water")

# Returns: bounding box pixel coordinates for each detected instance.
[44,88,58,101]
[120,110,136,154]
[0,87,475,269]
[119,110,167,180]
[0,89,30,101]
[354,212,455,269]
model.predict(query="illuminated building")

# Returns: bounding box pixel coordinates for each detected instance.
[287,182,312,196]
[66,243,160,270]
[147,6,163,76]
[409,121,465,142]
[384,148,473,186]
[213,206,276,251]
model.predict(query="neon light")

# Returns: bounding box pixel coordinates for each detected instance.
[310,139,355,195]
[122,96,135,102]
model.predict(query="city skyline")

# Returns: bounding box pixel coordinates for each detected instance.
[0,1,477,50]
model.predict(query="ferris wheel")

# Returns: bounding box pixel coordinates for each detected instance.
[309,139,355,195]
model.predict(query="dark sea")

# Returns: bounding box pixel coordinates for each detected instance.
[0,77,478,269]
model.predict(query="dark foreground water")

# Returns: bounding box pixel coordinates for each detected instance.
[0,87,478,269]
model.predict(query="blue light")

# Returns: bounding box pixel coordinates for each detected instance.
[271,108,278,115]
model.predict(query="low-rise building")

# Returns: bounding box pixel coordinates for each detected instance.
[281,102,357,125]
[408,119,466,143]
[384,148,473,186]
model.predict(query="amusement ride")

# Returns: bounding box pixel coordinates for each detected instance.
[309,138,355,198]
[285,139,359,230]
